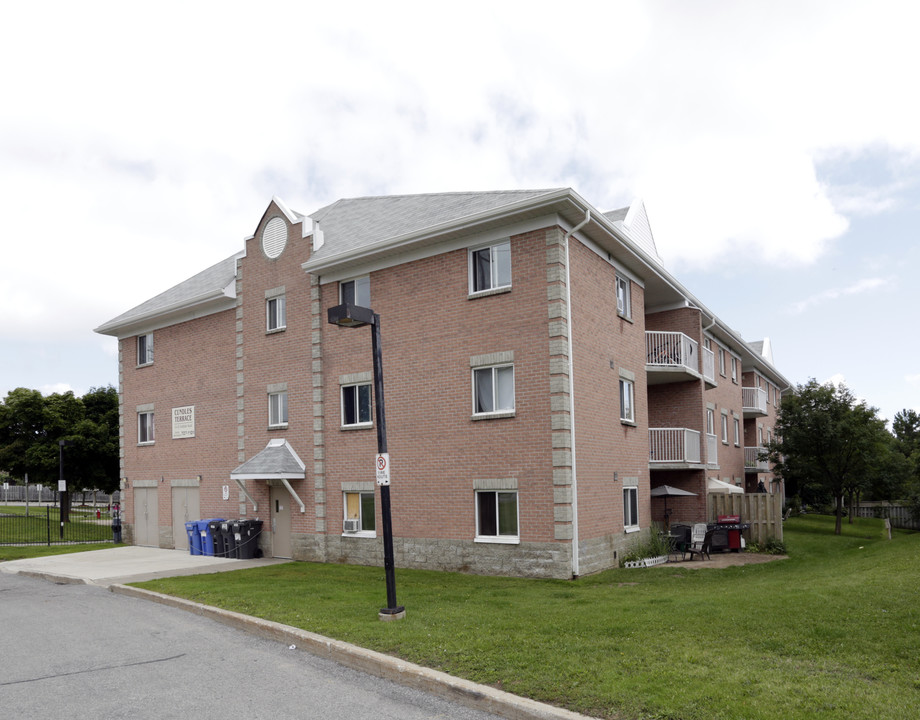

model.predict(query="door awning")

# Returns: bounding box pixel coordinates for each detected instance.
[230,439,306,513]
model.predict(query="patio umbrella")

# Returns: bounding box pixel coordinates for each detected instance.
[650,485,698,530]
[650,485,698,497]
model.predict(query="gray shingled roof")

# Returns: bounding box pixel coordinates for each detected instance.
[95,254,239,335]
[230,439,306,479]
[307,189,564,263]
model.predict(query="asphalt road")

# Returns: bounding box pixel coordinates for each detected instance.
[0,573,503,720]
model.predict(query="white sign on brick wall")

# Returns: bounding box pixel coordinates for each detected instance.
[172,406,196,439]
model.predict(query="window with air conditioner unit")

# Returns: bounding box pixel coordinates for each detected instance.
[343,518,361,533]
[343,490,375,536]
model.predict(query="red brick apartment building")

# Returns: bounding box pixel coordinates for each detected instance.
[95,189,789,579]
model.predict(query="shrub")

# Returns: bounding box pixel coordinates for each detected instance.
[622,524,671,563]
[747,536,787,555]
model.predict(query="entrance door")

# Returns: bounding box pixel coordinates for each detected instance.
[133,487,159,547]
[171,486,200,551]
[270,485,292,558]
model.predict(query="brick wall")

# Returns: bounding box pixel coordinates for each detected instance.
[567,236,650,572]
[119,306,238,545]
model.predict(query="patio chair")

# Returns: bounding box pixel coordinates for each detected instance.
[689,523,707,548]
[683,529,714,561]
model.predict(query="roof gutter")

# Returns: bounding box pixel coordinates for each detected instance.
[93,284,236,338]
[563,208,591,578]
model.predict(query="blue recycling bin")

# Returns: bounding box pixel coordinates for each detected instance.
[186,521,201,555]
[197,518,224,556]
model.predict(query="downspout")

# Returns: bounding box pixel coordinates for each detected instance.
[563,209,590,577]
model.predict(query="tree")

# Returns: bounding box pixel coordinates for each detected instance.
[71,386,120,494]
[766,380,889,535]
[892,408,920,520]
[892,409,920,459]
[0,386,120,495]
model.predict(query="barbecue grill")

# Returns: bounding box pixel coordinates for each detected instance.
[708,514,750,552]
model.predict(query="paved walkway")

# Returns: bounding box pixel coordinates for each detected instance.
[0,545,287,586]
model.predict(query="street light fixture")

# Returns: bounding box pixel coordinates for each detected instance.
[328,302,405,621]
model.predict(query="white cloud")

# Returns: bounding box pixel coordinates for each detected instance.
[3,0,920,404]
[787,277,888,315]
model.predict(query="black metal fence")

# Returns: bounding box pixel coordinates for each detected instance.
[0,505,117,546]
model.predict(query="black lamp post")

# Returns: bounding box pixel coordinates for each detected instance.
[58,439,73,538]
[328,302,405,621]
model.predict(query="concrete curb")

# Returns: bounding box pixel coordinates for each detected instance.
[110,583,597,720]
[17,570,88,585]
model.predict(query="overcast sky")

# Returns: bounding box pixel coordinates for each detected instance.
[1,1,917,426]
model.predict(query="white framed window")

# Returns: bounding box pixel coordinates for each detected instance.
[719,349,726,377]
[731,357,738,383]
[266,295,286,332]
[623,486,639,531]
[473,364,515,415]
[707,408,716,435]
[734,417,741,446]
[475,490,519,542]
[343,491,376,535]
[341,383,372,427]
[721,413,729,444]
[137,333,153,366]
[268,391,288,428]
[340,276,370,307]
[470,240,511,293]
[137,411,155,444]
[619,378,635,423]
[615,274,631,318]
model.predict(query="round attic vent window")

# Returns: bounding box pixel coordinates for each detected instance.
[262,217,287,258]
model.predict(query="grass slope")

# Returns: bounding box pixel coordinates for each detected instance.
[135,516,919,720]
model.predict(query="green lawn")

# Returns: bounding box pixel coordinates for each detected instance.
[130,516,918,719]
[0,504,114,545]
[0,543,122,561]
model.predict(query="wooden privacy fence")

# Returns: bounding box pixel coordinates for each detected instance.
[855,503,920,530]
[708,492,784,543]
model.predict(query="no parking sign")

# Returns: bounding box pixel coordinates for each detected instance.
[375,453,391,486]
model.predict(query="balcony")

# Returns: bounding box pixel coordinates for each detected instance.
[646,332,713,386]
[745,446,769,472]
[743,387,768,417]
[649,428,703,469]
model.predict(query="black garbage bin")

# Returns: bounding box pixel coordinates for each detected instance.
[207,520,226,557]
[225,521,240,559]
[237,520,263,559]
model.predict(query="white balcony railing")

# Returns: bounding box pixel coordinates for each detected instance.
[649,428,702,464]
[702,346,715,384]
[646,331,698,371]
[743,387,768,415]
[745,446,769,471]
[706,433,718,466]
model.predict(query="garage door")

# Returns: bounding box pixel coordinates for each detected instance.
[133,486,159,547]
